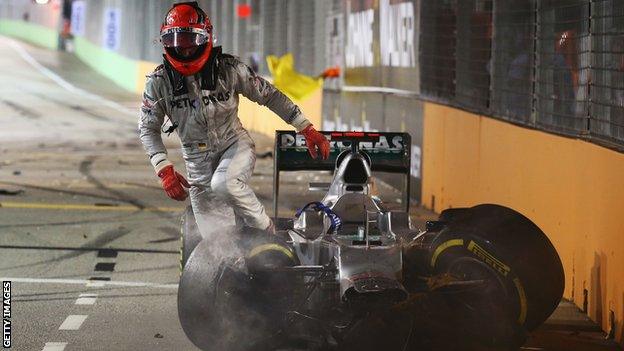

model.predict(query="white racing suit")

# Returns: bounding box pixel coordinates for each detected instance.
[138,47,311,234]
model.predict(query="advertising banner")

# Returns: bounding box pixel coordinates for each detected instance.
[343,0,420,93]
[103,8,121,51]
[70,0,86,37]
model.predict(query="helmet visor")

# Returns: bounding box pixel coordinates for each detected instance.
[161,29,210,62]
[162,30,208,48]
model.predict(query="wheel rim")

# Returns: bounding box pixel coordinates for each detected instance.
[444,257,516,340]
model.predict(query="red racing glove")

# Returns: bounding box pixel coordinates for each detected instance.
[301,125,330,160]
[157,165,190,201]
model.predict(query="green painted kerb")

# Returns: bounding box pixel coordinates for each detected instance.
[0,20,138,92]
[73,36,138,93]
[0,20,58,50]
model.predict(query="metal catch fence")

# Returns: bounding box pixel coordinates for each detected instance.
[420,0,624,148]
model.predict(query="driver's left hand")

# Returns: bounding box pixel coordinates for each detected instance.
[301,125,330,160]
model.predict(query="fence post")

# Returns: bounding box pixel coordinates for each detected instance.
[586,0,593,137]
[531,0,540,127]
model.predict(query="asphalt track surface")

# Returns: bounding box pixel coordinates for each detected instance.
[0,37,621,351]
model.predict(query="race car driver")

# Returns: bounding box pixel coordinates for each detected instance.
[138,1,329,235]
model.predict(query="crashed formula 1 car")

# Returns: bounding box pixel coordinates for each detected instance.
[177,131,565,351]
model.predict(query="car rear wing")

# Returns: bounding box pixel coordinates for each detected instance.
[273,130,412,217]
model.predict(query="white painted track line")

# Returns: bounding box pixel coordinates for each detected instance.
[58,315,88,331]
[85,280,106,288]
[1,277,178,289]
[42,342,68,351]
[75,294,98,305]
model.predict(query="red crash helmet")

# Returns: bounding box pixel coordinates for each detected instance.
[160,2,213,76]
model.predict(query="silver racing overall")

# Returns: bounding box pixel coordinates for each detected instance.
[138,48,311,235]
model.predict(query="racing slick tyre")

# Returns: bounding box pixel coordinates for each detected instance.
[179,205,201,271]
[244,228,300,273]
[437,207,470,223]
[426,204,564,347]
[178,227,298,351]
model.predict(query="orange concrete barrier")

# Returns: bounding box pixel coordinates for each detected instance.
[238,88,322,138]
[422,102,624,345]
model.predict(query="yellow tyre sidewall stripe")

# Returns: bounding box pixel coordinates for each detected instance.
[431,237,528,327]
[179,235,184,274]
[248,243,295,262]
[513,277,528,325]
[179,214,186,274]
[430,239,464,267]
[0,201,183,212]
